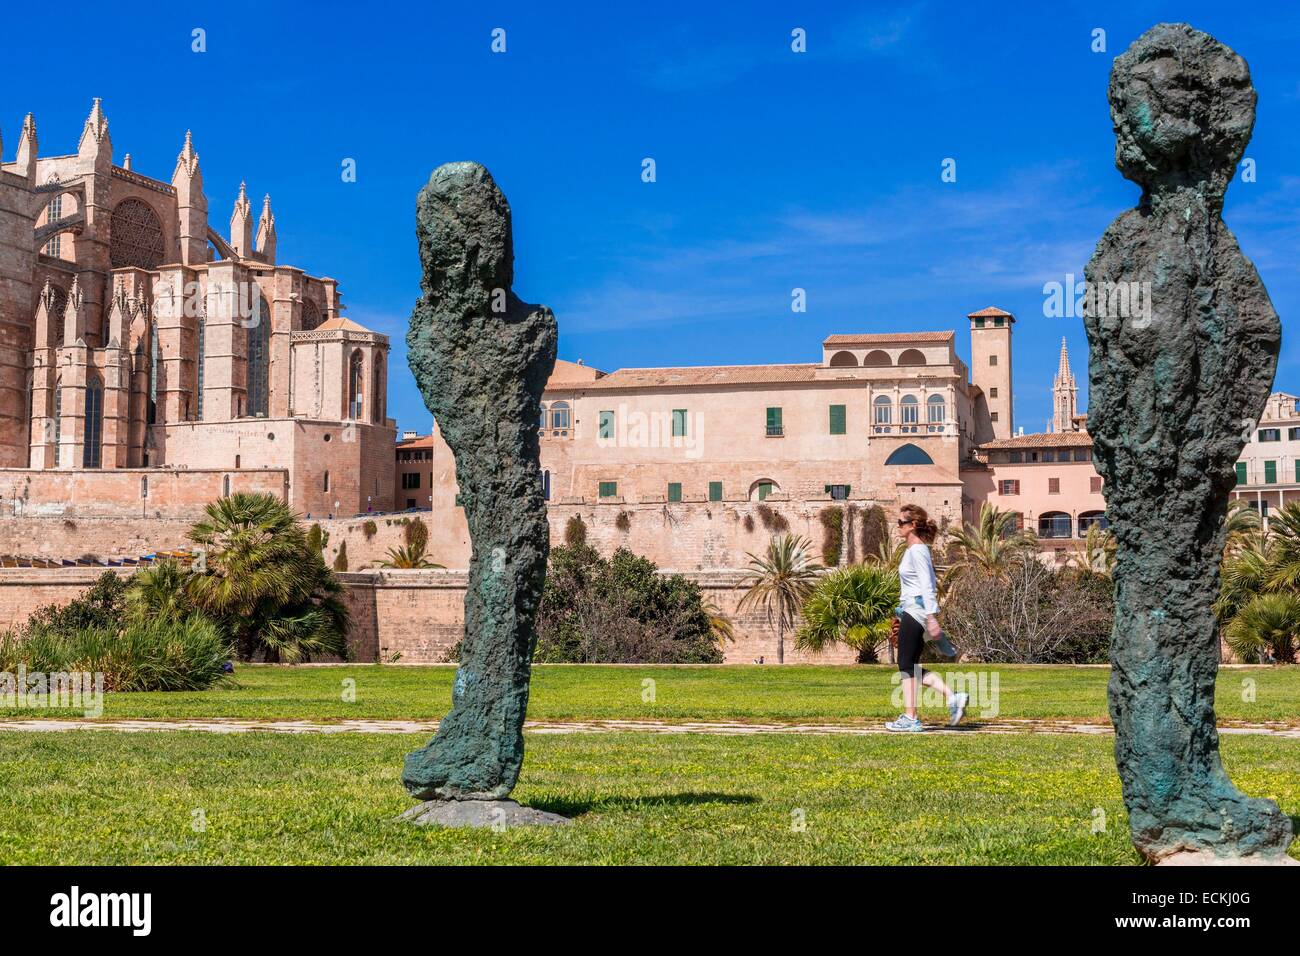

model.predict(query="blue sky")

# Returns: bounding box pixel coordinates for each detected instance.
[6,1,1299,435]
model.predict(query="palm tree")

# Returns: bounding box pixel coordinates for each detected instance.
[1225,592,1300,664]
[943,503,1038,583]
[1070,523,1116,578]
[866,537,907,569]
[378,540,443,569]
[738,533,823,663]
[1224,498,1262,553]
[187,493,349,662]
[703,600,735,648]
[796,563,899,660]
[124,558,194,627]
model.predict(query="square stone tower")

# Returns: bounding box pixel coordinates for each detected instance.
[968,306,1014,441]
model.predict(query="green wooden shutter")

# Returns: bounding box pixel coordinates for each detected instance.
[667,482,682,502]
[766,407,782,435]
[758,482,773,501]
[598,481,617,498]
[599,410,615,440]
[708,481,722,502]
[672,409,687,437]
[829,404,846,435]
[1236,461,1248,485]
[1295,459,1300,483]
[1265,460,1277,484]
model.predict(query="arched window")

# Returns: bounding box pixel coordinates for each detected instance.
[52,377,63,467]
[873,394,892,425]
[83,376,103,468]
[863,349,892,368]
[884,443,934,466]
[900,394,920,429]
[148,327,159,425]
[195,317,205,421]
[247,297,271,417]
[223,475,231,497]
[301,299,323,331]
[927,393,946,429]
[43,195,64,257]
[1038,511,1072,539]
[749,478,779,501]
[897,348,926,366]
[1078,511,1109,535]
[348,350,364,420]
[372,354,385,424]
[828,350,857,368]
[550,401,571,430]
[109,198,165,270]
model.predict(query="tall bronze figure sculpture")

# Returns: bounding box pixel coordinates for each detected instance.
[400,162,561,825]
[1084,23,1293,861]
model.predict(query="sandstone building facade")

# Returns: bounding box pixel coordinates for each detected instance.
[0,102,394,521]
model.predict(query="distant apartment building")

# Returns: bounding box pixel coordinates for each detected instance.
[1229,390,1300,521]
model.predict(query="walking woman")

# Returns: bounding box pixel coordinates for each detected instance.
[886,504,968,731]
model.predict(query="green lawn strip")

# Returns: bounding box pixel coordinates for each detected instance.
[0,729,1295,864]
[2,664,1296,725]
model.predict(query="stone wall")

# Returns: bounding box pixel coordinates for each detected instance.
[0,566,854,665]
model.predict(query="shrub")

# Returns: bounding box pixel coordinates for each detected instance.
[615,511,632,532]
[756,504,788,532]
[404,517,429,553]
[1,615,230,692]
[307,523,330,554]
[743,514,755,533]
[796,563,899,662]
[27,571,127,633]
[536,544,722,663]
[362,520,378,540]
[564,514,587,547]
[333,540,349,572]
[943,556,1113,663]
[861,505,890,562]
[1225,593,1300,663]
[819,506,843,566]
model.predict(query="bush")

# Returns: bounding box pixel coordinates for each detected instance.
[860,505,890,562]
[796,563,898,662]
[564,514,587,547]
[536,544,722,663]
[27,570,127,633]
[404,517,429,553]
[942,557,1113,663]
[362,520,378,540]
[819,506,843,566]
[333,540,349,572]
[756,504,788,532]
[1,615,230,692]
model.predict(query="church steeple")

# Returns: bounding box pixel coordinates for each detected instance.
[255,193,276,264]
[230,181,253,258]
[172,131,209,265]
[1052,337,1078,432]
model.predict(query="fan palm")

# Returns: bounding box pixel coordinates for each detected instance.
[124,558,194,627]
[379,540,443,569]
[1225,592,1300,664]
[187,493,349,662]
[796,563,900,658]
[738,533,823,663]
[943,503,1038,583]
[703,600,735,648]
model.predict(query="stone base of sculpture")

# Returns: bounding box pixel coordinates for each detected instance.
[398,799,571,829]
[1159,850,1298,867]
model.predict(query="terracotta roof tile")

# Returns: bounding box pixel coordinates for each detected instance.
[573,363,820,390]
[980,430,1093,450]
[822,331,954,346]
[967,306,1014,318]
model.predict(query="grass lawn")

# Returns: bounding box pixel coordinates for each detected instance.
[3,663,1297,725]
[2,728,1296,864]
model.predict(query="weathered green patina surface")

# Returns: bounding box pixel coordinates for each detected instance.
[1084,23,1293,860]
[402,163,557,800]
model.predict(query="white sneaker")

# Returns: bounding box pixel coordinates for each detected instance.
[949,692,969,726]
[885,714,923,732]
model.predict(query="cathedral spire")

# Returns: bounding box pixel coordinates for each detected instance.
[1052,337,1078,432]
[230,181,253,258]
[255,193,277,263]
[77,98,111,164]
[14,112,37,181]
[172,130,208,265]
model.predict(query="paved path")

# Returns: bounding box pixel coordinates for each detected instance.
[1,716,1298,737]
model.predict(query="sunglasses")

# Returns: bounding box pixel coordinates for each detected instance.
[897,518,913,527]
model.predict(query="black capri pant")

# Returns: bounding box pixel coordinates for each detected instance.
[896,612,927,676]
